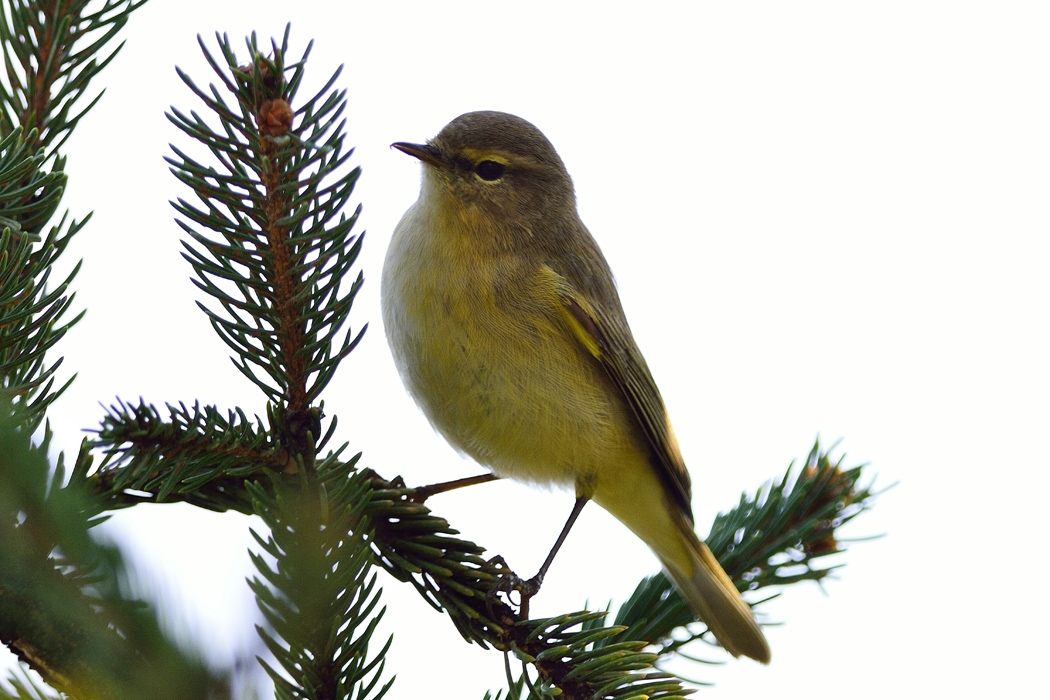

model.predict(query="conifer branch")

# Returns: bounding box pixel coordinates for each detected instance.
[0,0,147,159]
[0,410,226,700]
[152,29,386,700]
[0,0,138,437]
[166,27,365,445]
[366,442,878,698]
[0,127,83,434]
[0,2,207,695]
[247,456,393,700]
[603,443,879,661]
[89,398,285,512]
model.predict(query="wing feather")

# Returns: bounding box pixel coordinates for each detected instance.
[548,266,695,521]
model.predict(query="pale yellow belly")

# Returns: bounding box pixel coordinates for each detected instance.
[382,205,695,574]
[391,290,693,574]
[382,216,640,492]
[392,283,633,487]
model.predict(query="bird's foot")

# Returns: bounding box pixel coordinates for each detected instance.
[486,555,544,619]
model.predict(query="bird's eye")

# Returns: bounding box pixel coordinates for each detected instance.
[474,160,506,181]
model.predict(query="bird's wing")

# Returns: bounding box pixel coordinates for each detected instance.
[542,265,695,521]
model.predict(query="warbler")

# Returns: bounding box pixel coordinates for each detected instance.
[381,111,770,663]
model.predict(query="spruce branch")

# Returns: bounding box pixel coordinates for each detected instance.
[0,408,226,700]
[82,28,388,700]
[247,456,393,700]
[0,2,225,695]
[603,441,880,661]
[366,442,878,698]
[0,127,84,434]
[0,0,143,438]
[93,20,368,538]
[166,27,365,439]
[89,398,286,512]
[87,394,878,695]
[0,0,147,159]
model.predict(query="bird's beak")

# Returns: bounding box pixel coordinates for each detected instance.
[391,142,446,168]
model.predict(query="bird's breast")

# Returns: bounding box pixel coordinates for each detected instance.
[381,200,639,490]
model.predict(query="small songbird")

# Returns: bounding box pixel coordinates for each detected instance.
[381,111,770,663]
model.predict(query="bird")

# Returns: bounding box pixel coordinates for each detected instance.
[381,110,770,663]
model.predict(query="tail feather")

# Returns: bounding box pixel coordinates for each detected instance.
[659,535,770,664]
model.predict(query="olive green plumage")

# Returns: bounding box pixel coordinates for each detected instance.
[382,111,770,663]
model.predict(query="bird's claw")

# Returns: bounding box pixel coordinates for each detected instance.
[485,556,544,620]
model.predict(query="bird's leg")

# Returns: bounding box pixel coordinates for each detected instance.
[515,496,589,618]
[409,472,500,502]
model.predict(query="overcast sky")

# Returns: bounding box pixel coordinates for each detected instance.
[6,2,1048,698]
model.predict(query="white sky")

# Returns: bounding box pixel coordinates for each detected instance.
[6,1,1048,698]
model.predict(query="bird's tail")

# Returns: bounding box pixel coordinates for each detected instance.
[658,524,770,664]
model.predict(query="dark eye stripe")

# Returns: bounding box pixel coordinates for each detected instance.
[475,160,505,181]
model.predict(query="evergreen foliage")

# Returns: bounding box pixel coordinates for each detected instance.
[0,5,884,699]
